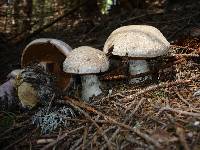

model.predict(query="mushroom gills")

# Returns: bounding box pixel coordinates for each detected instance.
[81,75,102,101]
[129,59,151,84]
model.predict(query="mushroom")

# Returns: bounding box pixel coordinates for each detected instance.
[16,64,58,109]
[0,69,23,111]
[103,25,170,84]
[21,38,73,90]
[17,81,39,109]
[63,46,109,101]
[0,79,17,111]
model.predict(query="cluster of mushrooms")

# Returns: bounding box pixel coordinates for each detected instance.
[2,25,170,110]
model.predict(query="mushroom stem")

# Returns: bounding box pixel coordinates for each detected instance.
[129,59,151,84]
[81,75,102,101]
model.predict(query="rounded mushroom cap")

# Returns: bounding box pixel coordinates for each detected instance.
[63,46,109,74]
[103,25,170,58]
[21,38,73,90]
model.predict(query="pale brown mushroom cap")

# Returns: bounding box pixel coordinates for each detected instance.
[21,38,72,90]
[103,25,170,57]
[63,46,109,74]
[17,82,39,108]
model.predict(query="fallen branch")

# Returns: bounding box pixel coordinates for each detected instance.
[159,107,200,117]
[41,126,84,150]
[3,128,37,150]
[170,44,200,53]
[36,139,55,144]
[124,74,200,112]
[169,53,199,58]
[69,102,113,150]
[4,135,28,150]
[176,127,190,150]
[121,11,164,24]
[62,97,162,149]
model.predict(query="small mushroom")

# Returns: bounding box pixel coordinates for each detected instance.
[21,38,73,90]
[0,79,17,111]
[0,69,23,111]
[103,25,170,84]
[63,46,109,101]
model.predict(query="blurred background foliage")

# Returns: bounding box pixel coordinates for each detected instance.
[0,0,149,34]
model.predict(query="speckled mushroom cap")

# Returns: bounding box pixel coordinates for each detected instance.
[63,46,109,74]
[103,25,170,58]
[21,38,73,90]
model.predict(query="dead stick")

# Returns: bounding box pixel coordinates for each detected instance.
[170,44,200,52]
[160,107,200,117]
[125,75,200,112]
[3,128,37,150]
[3,135,28,150]
[176,127,190,150]
[175,91,191,106]
[68,101,113,150]
[64,97,162,148]
[109,97,160,149]
[41,126,84,150]
[36,139,55,144]
[169,53,199,57]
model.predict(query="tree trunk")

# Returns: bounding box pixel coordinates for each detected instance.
[21,0,32,32]
[13,0,20,33]
[36,0,45,27]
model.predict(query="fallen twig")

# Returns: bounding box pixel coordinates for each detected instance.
[71,104,113,150]
[170,44,200,53]
[36,139,55,144]
[63,97,162,149]
[124,75,200,112]
[41,126,85,150]
[175,91,191,106]
[159,107,200,117]
[176,127,190,150]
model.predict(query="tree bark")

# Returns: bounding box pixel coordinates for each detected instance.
[36,0,45,26]
[13,0,20,33]
[21,0,32,32]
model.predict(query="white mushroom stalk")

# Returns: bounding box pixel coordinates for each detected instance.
[63,46,109,102]
[129,59,151,84]
[81,75,102,100]
[103,25,170,84]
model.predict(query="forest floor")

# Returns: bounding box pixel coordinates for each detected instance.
[0,1,200,149]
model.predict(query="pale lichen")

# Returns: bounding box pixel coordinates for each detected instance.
[32,106,76,134]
